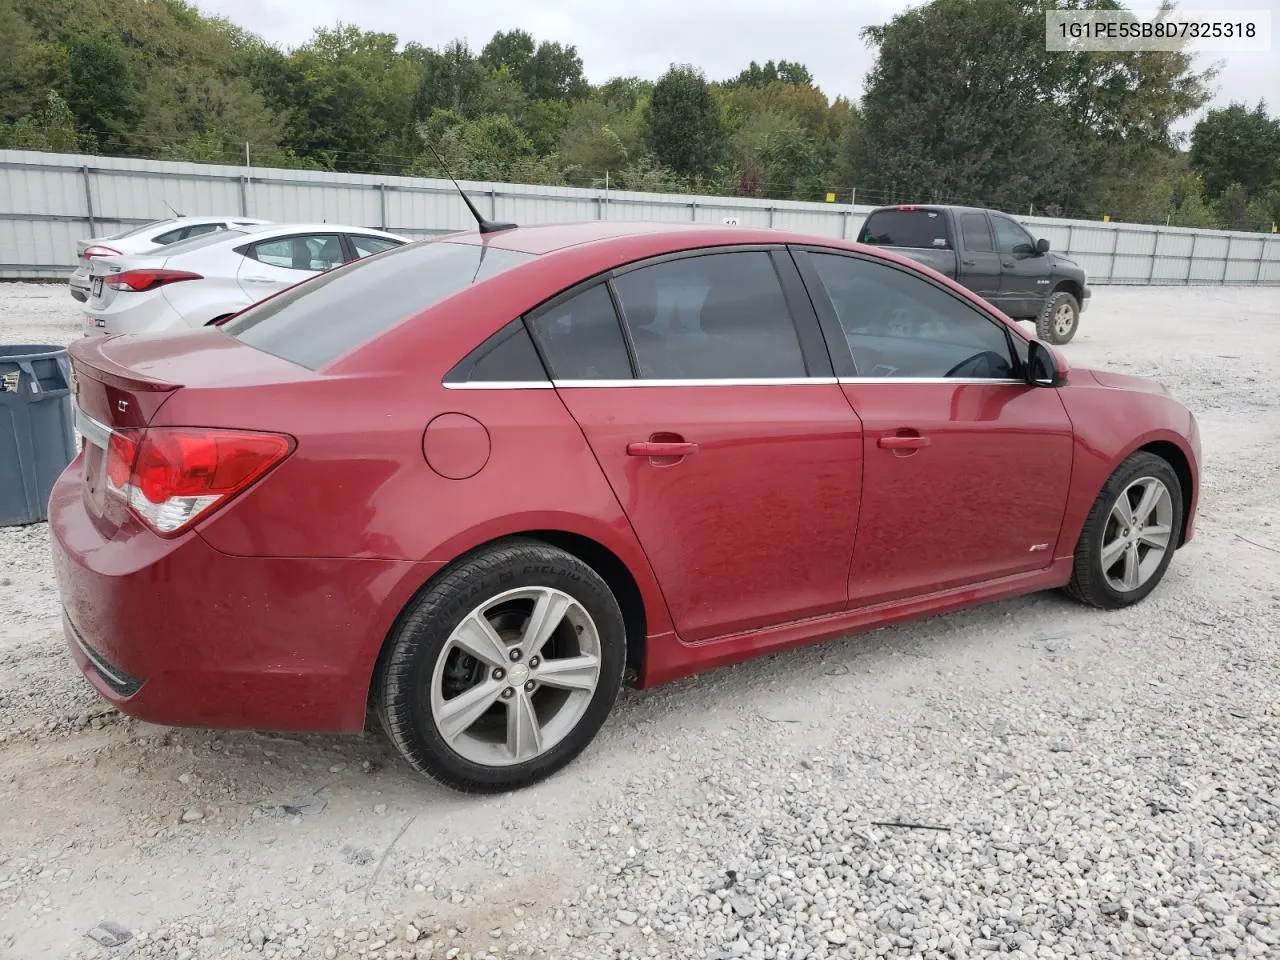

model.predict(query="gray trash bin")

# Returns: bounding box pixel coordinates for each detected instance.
[0,345,77,526]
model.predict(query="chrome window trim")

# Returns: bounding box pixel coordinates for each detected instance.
[439,376,1030,389]
[552,377,839,388]
[442,380,554,390]
[75,406,112,448]
[838,377,1026,385]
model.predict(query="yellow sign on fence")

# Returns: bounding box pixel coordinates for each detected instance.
[825,192,836,203]
[1102,214,1111,222]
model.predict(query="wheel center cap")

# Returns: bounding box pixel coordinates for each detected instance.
[508,663,530,686]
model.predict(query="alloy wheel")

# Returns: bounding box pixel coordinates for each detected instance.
[1100,476,1174,593]
[429,587,602,767]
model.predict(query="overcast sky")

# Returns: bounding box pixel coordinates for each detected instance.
[196,0,1279,134]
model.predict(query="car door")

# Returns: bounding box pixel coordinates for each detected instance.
[792,247,1074,608]
[528,247,865,643]
[955,211,1003,307]
[235,232,346,301]
[992,213,1049,318]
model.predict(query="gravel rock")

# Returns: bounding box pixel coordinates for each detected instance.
[1,286,1279,960]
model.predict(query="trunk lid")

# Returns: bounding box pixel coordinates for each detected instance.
[67,330,311,537]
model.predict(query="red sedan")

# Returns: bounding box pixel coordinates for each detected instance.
[50,220,1200,793]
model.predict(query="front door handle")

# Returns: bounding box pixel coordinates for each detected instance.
[961,258,976,266]
[627,440,699,457]
[1001,260,1016,268]
[878,436,931,450]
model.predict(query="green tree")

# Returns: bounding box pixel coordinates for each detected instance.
[726,59,814,88]
[855,0,1212,214]
[647,64,724,180]
[1189,101,1280,199]
[64,36,137,134]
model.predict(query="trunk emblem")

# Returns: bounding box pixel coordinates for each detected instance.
[118,400,129,412]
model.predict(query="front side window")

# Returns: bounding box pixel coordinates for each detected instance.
[250,234,346,271]
[611,251,808,379]
[804,252,1016,379]
[992,215,1036,257]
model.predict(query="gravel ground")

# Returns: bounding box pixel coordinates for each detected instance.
[1,280,1278,960]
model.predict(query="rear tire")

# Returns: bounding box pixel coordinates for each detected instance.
[374,538,625,793]
[1065,452,1183,610]
[1036,291,1080,345]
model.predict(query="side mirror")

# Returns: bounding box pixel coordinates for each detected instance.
[1036,237,1051,254]
[1026,339,1067,387]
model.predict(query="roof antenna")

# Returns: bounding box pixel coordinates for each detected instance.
[164,199,184,218]
[425,142,518,235]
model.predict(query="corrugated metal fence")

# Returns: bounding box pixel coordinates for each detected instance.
[3,148,1279,285]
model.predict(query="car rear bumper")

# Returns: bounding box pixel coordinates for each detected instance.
[82,293,185,337]
[49,459,440,734]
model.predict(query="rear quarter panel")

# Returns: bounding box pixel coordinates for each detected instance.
[164,373,675,662]
[1055,375,1200,558]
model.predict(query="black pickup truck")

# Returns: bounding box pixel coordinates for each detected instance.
[857,204,1090,344]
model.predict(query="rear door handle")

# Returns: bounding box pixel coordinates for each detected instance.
[878,436,931,450]
[1002,260,1016,268]
[243,275,276,283]
[961,258,976,266]
[627,441,699,457]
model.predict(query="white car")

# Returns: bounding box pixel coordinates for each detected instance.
[82,223,409,336]
[69,216,270,302]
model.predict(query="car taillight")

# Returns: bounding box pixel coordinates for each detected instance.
[105,269,203,292]
[82,245,122,259]
[104,427,293,536]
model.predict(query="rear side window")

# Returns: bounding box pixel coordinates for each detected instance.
[350,235,403,258]
[529,283,633,380]
[224,241,535,370]
[152,228,186,244]
[859,210,950,249]
[612,251,807,379]
[959,213,994,252]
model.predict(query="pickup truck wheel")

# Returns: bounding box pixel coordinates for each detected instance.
[1037,291,1079,345]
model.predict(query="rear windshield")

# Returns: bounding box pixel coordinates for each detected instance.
[223,240,536,369]
[106,219,173,241]
[158,229,247,256]
[859,209,951,249]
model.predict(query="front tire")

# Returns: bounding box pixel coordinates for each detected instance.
[1065,452,1183,609]
[1037,291,1080,345]
[375,539,625,793]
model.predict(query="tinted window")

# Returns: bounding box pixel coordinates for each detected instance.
[806,252,1015,379]
[225,240,534,370]
[612,252,807,379]
[152,228,186,244]
[992,215,1036,256]
[959,213,994,252]
[155,229,248,256]
[351,235,403,258]
[182,222,222,239]
[107,219,172,241]
[859,210,950,249]
[446,320,548,383]
[529,284,632,380]
[251,234,346,271]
